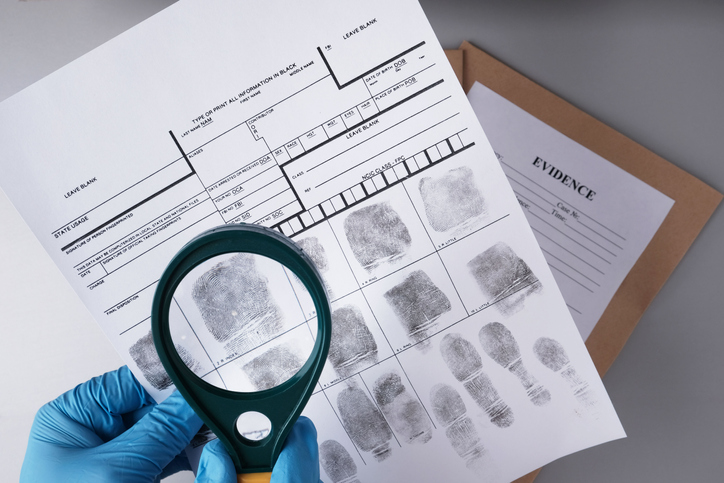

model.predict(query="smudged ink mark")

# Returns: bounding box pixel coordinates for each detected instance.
[479,322,551,406]
[467,242,542,316]
[337,386,393,461]
[372,372,433,444]
[343,202,411,271]
[129,330,200,391]
[440,333,514,428]
[419,166,485,232]
[320,440,361,483]
[384,270,451,351]
[430,383,486,471]
[241,344,304,391]
[191,253,284,355]
[534,337,596,407]
[329,305,378,378]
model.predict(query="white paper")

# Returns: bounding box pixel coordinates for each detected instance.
[0,1,624,481]
[467,82,674,340]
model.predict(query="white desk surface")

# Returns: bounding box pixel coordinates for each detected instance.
[1,1,722,482]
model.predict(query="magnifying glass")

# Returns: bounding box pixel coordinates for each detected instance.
[151,224,331,483]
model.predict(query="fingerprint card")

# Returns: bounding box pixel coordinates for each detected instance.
[0,0,626,480]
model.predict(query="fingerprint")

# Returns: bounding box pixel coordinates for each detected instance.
[534,337,596,407]
[241,344,304,391]
[467,242,541,316]
[192,253,284,355]
[129,330,200,391]
[296,236,329,272]
[419,166,485,232]
[479,322,551,406]
[384,270,451,351]
[320,440,361,483]
[337,386,393,461]
[430,383,486,471]
[296,236,333,297]
[372,372,432,445]
[440,333,514,428]
[328,305,378,378]
[344,202,412,270]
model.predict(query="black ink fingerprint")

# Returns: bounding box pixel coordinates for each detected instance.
[430,383,486,470]
[129,330,200,391]
[384,270,451,351]
[479,322,551,406]
[319,440,361,483]
[192,253,284,355]
[296,236,329,272]
[419,166,485,232]
[440,333,514,428]
[295,236,334,297]
[337,386,393,461]
[372,372,432,445]
[467,242,542,316]
[534,337,596,406]
[328,305,378,378]
[241,344,304,391]
[343,202,411,270]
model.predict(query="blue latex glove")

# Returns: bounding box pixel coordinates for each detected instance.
[21,366,321,483]
[196,417,321,483]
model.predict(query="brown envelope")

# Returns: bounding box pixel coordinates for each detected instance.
[444,49,463,86]
[456,40,722,483]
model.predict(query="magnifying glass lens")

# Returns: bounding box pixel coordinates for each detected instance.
[169,251,318,396]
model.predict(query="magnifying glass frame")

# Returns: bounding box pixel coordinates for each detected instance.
[151,224,331,476]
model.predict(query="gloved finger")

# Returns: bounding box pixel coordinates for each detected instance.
[271,416,320,483]
[93,391,203,478]
[158,450,193,480]
[196,438,237,483]
[122,400,157,429]
[34,366,154,446]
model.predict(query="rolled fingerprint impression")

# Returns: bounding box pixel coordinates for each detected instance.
[296,236,333,296]
[129,330,201,391]
[328,305,378,378]
[343,202,411,271]
[430,383,486,470]
[479,322,551,406]
[372,372,432,444]
[534,337,595,406]
[241,344,304,391]
[419,166,485,232]
[337,386,393,461]
[192,253,283,355]
[320,440,361,483]
[467,242,541,316]
[384,270,451,350]
[440,333,514,428]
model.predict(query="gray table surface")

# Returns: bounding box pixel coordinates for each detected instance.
[1,1,722,481]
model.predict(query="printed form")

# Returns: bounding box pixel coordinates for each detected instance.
[0,1,624,481]
[467,82,674,340]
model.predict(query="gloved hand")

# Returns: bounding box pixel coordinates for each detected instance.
[21,366,321,483]
[196,417,321,483]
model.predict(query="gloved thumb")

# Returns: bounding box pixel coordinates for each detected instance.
[96,391,203,478]
[196,438,237,483]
